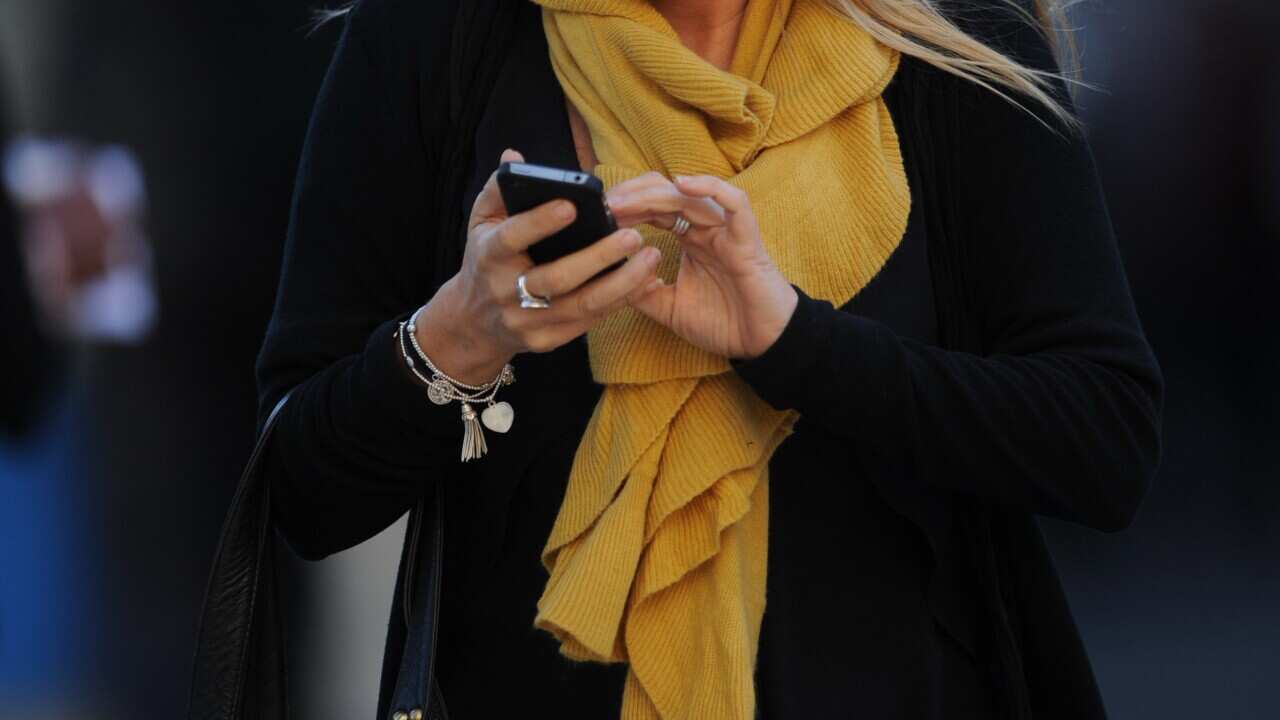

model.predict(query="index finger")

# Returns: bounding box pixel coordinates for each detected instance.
[672,174,757,237]
[604,171,671,205]
[489,198,578,256]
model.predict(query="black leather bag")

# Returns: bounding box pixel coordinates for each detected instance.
[187,391,448,720]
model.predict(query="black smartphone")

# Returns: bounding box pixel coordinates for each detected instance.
[496,161,621,269]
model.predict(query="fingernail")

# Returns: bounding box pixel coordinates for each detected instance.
[673,175,687,184]
[555,201,575,219]
[642,246,661,263]
[623,229,643,250]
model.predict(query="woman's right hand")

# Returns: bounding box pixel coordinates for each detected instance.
[414,149,662,385]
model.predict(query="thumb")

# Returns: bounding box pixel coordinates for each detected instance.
[628,278,675,327]
[472,149,528,227]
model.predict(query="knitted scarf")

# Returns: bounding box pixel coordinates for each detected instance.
[531,1,910,717]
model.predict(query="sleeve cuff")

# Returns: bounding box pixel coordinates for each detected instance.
[730,285,832,412]
[361,314,464,440]
[730,285,909,458]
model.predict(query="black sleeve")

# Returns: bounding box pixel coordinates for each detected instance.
[733,3,1164,533]
[256,0,462,560]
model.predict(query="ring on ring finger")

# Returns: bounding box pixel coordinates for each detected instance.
[516,273,551,309]
[671,215,692,236]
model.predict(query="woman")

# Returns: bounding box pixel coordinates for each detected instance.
[257,0,1163,717]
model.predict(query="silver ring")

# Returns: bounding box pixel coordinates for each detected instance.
[516,274,551,309]
[671,215,691,236]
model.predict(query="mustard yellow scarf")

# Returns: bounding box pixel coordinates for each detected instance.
[531,1,910,717]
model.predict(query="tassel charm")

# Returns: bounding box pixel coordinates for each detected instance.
[460,402,488,462]
[398,311,513,462]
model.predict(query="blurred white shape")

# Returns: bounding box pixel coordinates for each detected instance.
[85,144,146,221]
[3,136,78,204]
[4,136,157,345]
[70,262,158,341]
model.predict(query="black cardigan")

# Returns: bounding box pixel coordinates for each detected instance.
[256,0,1163,717]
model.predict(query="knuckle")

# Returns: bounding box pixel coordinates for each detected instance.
[541,199,568,218]
[540,267,565,295]
[607,295,629,315]
[525,331,556,354]
[500,221,528,251]
[485,272,510,300]
[536,204,566,231]
[489,224,511,251]
[516,328,540,351]
[625,283,648,304]
[576,291,599,318]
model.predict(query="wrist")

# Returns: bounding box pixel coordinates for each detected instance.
[415,279,512,385]
[744,279,799,359]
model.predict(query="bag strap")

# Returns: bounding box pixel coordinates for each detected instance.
[386,482,447,719]
[188,385,451,720]
[189,390,294,720]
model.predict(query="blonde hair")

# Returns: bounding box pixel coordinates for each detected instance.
[829,0,1079,126]
[316,0,1078,122]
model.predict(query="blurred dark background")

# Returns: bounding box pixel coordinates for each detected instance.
[0,1,1275,718]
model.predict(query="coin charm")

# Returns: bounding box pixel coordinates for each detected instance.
[426,379,452,405]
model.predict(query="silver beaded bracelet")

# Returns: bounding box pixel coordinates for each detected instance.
[396,307,515,462]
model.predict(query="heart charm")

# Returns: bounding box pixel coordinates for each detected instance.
[480,401,514,433]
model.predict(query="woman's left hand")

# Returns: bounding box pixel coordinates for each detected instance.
[606,173,798,359]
